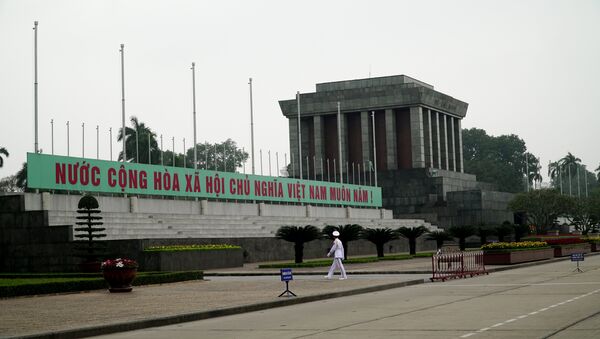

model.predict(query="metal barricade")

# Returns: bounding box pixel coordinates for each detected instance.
[431,250,488,282]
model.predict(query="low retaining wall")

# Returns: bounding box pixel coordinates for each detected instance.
[483,248,554,265]
[141,249,244,271]
[553,244,591,257]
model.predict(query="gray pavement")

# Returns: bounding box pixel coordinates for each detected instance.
[0,255,594,339]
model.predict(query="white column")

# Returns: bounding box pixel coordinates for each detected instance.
[457,118,464,173]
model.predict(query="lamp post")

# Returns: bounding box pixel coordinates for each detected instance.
[160,134,163,165]
[135,129,139,163]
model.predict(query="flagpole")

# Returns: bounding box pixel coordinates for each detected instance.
[192,62,197,170]
[371,111,378,187]
[249,78,255,174]
[337,102,343,184]
[33,21,39,153]
[297,91,302,179]
[120,44,126,162]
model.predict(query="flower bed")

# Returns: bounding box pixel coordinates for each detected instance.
[141,244,243,271]
[583,237,600,252]
[482,242,552,265]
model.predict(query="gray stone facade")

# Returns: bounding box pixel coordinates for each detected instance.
[280,75,515,228]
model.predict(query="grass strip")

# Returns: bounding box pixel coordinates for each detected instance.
[258,252,433,268]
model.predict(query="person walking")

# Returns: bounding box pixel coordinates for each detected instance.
[325,231,347,280]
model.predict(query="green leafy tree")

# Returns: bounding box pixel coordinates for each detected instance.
[275,225,320,263]
[448,225,476,251]
[0,175,20,192]
[508,189,575,234]
[361,227,399,257]
[117,116,160,164]
[596,164,600,183]
[567,196,600,234]
[462,128,536,193]
[186,139,249,172]
[397,226,428,255]
[322,224,363,260]
[0,147,8,167]
[426,230,453,250]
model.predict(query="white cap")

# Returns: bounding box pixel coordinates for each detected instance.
[332,231,340,237]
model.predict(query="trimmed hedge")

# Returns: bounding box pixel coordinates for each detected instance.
[258,253,433,268]
[0,271,203,298]
[144,244,241,252]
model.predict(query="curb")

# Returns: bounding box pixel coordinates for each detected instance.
[11,279,426,339]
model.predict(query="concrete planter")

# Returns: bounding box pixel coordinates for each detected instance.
[483,248,554,265]
[141,248,243,271]
[552,243,591,257]
[590,243,599,252]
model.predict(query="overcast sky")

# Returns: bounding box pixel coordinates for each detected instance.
[1,0,599,181]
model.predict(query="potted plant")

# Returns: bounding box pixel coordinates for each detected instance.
[101,258,138,292]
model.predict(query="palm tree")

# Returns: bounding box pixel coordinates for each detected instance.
[548,160,564,193]
[322,224,363,260]
[397,226,428,255]
[275,225,320,263]
[560,152,581,196]
[361,228,399,257]
[0,147,8,167]
[476,225,495,245]
[117,116,160,164]
[494,222,514,242]
[448,225,476,251]
[15,162,27,191]
[426,230,453,250]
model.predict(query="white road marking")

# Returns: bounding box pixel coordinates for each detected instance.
[459,288,600,338]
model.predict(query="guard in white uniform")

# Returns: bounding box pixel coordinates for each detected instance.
[326,231,347,280]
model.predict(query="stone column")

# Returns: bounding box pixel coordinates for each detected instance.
[425,109,433,168]
[442,114,449,170]
[450,116,456,171]
[457,118,464,173]
[288,118,300,177]
[409,106,425,168]
[384,109,397,170]
[313,116,324,176]
[435,111,441,169]
[360,111,372,165]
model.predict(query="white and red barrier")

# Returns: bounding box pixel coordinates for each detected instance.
[431,250,488,282]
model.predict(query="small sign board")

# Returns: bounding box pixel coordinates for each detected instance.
[280,268,293,282]
[571,253,585,262]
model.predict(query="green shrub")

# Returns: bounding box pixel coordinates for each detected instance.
[144,244,241,252]
[0,271,203,298]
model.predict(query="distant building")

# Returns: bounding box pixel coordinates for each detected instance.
[279,75,514,227]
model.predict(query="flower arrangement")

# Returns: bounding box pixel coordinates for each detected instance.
[481,241,548,251]
[544,238,587,246]
[101,258,138,270]
[143,244,241,252]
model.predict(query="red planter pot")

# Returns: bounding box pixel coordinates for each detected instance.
[102,268,137,292]
[590,243,599,252]
[483,248,554,265]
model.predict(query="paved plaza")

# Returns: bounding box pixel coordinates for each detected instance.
[1,255,599,339]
